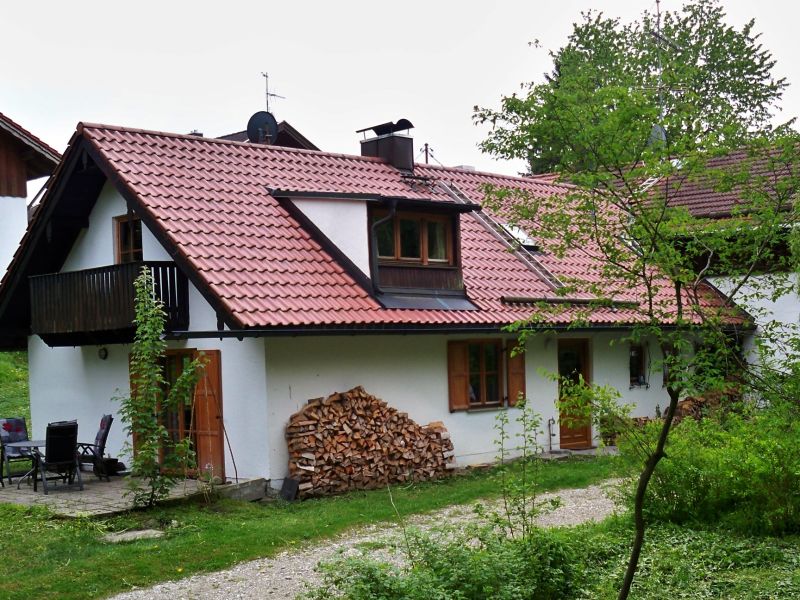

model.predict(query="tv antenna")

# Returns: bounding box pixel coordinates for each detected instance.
[261,72,286,113]
[645,0,687,146]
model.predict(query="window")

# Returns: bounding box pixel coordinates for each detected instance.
[447,340,525,411]
[629,344,648,388]
[661,343,673,388]
[373,210,453,265]
[115,215,143,263]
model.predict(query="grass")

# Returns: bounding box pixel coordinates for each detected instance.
[0,455,617,599]
[0,351,29,422]
[562,517,800,599]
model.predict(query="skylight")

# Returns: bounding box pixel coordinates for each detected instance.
[501,223,538,250]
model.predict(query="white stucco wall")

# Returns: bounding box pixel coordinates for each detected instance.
[0,195,29,275]
[263,332,669,485]
[291,198,370,276]
[28,335,130,456]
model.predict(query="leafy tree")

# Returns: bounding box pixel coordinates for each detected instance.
[118,268,204,508]
[476,0,788,174]
[477,2,800,598]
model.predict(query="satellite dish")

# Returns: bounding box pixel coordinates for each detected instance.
[246,111,279,144]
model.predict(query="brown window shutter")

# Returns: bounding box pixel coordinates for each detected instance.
[506,342,526,406]
[447,341,470,412]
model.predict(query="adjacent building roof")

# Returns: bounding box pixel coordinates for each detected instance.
[0,112,61,179]
[656,148,800,219]
[0,122,743,337]
[216,120,320,151]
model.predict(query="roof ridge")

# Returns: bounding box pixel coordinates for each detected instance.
[418,161,575,190]
[77,122,390,164]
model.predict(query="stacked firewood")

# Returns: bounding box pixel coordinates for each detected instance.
[285,386,456,497]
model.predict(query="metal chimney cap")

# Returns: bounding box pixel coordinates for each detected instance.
[356,119,414,137]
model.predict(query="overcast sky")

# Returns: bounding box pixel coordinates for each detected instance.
[3,0,798,186]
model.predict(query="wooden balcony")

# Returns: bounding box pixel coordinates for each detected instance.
[29,261,189,347]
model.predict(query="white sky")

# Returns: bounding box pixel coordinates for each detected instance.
[2,0,798,187]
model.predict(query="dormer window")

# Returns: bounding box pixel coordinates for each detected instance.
[368,204,476,309]
[114,214,143,264]
[373,211,453,266]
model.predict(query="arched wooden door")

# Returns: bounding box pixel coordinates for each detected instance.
[557,339,593,449]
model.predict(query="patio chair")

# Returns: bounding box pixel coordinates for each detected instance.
[33,420,83,495]
[0,417,31,486]
[77,414,114,481]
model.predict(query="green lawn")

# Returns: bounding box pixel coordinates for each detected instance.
[561,518,800,599]
[0,456,617,599]
[0,351,29,422]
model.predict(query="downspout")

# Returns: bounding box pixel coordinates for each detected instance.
[369,198,397,294]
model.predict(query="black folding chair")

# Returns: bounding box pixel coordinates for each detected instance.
[78,414,114,481]
[33,421,83,495]
[0,417,31,486]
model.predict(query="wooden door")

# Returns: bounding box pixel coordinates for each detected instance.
[160,350,225,480]
[192,350,225,481]
[558,339,593,449]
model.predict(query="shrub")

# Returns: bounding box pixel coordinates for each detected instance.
[617,402,800,534]
[306,527,577,600]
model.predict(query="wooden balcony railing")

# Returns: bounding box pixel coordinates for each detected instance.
[30,261,189,345]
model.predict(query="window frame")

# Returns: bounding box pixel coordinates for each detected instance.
[629,343,649,389]
[372,209,454,267]
[448,339,526,412]
[467,340,503,408]
[114,214,144,264]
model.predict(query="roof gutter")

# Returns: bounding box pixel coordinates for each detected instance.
[162,321,749,340]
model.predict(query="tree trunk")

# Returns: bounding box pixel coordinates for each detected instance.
[617,386,680,600]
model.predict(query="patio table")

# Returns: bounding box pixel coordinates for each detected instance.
[6,440,44,488]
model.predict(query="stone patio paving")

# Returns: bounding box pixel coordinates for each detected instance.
[0,471,212,517]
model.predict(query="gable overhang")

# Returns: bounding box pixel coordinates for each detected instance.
[0,133,101,348]
[0,129,243,348]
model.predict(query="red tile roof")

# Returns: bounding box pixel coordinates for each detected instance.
[73,123,736,330]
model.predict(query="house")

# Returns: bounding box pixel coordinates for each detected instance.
[654,147,800,364]
[0,117,741,486]
[0,113,60,276]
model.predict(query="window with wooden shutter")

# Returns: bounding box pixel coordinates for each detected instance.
[447,339,526,411]
[506,343,526,406]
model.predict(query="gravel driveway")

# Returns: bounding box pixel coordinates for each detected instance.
[110,480,619,600]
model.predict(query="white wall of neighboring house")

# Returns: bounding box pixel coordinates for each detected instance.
[709,273,800,361]
[0,196,29,275]
[291,197,370,276]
